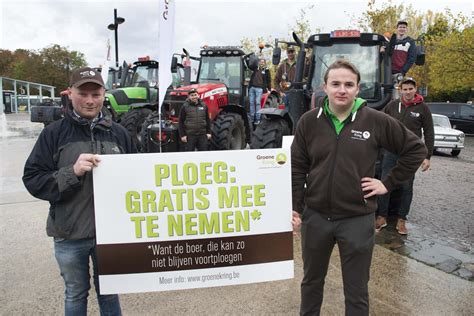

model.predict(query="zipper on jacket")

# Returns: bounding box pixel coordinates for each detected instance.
[90,124,97,154]
[322,114,340,213]
[324,114,353,213]
[327,134,340,213]
[400,105,409,122]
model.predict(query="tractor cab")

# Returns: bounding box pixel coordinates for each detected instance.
[105,56,159,118]
[102,56,160,150]
[252,30,393,149]
[125,57,159,89]
[308,30,391,110]
[197,46,249,106]
[104,68,118,90]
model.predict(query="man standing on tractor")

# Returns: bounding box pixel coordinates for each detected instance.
[376,77,434,235]
[291,60,426,315]
[178,88,211,151]
[383,20,417,77]
[274,46,297,108]
[23,67,135,315]
[248,58,271,125]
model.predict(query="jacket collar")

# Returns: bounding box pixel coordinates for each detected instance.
[66,103,113,129]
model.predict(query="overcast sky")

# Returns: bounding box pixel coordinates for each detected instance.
[0,0,472,68]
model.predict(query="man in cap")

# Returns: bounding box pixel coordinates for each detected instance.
[383,21,417,76]
[274,46,297,108]
[23,67,135,315]
[376,77,434,234]
[178,88,211,151]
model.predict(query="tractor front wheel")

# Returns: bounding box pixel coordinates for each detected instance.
[250,117,290,149]
[119,108,153,152]
[210,112,246,150]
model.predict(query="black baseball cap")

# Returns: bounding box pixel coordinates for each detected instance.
[188,88,198,94]
[69,67,105,88]
[397,20,408,27]
[400,77,416,86]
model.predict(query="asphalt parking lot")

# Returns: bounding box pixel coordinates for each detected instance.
[375,136,473,279]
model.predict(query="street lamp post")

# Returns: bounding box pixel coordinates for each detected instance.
[108,8,125,68]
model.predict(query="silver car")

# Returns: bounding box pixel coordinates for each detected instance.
[433,114,465,157]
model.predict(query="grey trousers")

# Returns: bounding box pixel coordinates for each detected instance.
[300,210,375,316]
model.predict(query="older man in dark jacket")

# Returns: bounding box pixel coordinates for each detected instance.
[23,67,135,315]
[178,88,211,151]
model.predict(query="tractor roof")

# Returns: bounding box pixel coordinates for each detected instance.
[133,60,159,68]
[308,31,386,46]
[200,46,246,57]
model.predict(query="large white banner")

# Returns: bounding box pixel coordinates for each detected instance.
[93,149,293,294]
[158,0,175,108]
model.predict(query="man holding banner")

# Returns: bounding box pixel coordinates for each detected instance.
[291,60,426,315]
[23,67,135,315]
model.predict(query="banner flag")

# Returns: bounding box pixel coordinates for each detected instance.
[100,39,111,85]
[158,0,175,108]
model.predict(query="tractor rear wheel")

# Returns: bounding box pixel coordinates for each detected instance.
[211,112,246,150]
[138,112,161,153]
[119,108,152,152]
[264,93,281,108]
[250,117,290,149]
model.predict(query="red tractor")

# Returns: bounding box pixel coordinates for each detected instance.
[142,46,267,152]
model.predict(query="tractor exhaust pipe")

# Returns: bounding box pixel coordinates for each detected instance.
[287,32,308,132]
[292,32,306,88]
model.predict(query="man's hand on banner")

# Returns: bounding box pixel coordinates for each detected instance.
[292,211,301,234]
[74,154,101,176]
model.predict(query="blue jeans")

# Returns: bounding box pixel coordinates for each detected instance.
[54,238,122,316]
[283,94,289,110]
[249,86,263,123]
[377,151,415,220]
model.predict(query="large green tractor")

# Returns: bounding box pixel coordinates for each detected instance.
[103,56,159,148]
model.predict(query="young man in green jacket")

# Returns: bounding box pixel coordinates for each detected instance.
[291,60,426,315]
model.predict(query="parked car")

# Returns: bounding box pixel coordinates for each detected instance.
[427,102,474,135]
[432,114,465,157]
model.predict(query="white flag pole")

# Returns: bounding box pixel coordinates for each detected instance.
[158,0,175,153]
[100,39,111,86]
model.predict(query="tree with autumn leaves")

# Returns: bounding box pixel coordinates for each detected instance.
[0,45,86,95]
[355,0,473,101]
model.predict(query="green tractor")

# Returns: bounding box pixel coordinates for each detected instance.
[104,55,191,150]
[103,56,159,148]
